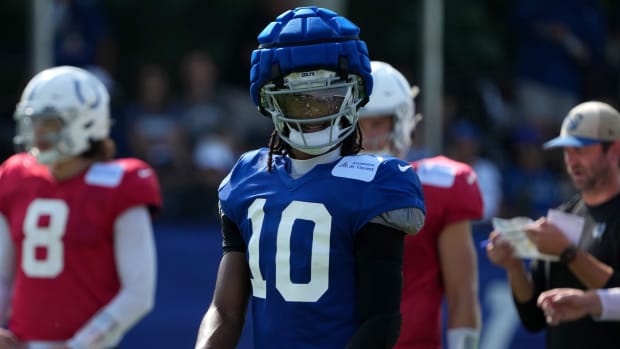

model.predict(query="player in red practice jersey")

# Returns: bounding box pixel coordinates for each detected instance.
[0,66,162,349]
[358,61,483,349]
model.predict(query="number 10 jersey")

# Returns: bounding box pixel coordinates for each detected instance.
[218,148,425,349]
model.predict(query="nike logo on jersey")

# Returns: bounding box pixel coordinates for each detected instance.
[466,172,477,185]
[138,168,153,178]
[398,164,412,172]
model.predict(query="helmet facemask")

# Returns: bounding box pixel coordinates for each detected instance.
[14,106,78,164]
[261,69,365,155]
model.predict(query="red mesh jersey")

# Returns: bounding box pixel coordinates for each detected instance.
[395,156,483,349]
[0,153,161,340]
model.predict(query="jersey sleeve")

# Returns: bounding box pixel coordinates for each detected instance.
[445,164,484,224]
[353,156,426,232]
[112,159,163,218]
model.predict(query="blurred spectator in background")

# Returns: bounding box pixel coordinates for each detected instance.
[446,119,503,222]
[123,63,192,220]
[223,0,290,89]
[178,50,230,145]
[602,3,620,106]
[219,0,290,151]
[500,123,565,219]
[511,0,607,138]
[406,93,462,163]
[53,0,117,93]
[181,134,236,223]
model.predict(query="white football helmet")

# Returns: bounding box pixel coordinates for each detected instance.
[260,69,366,155]
[13,66,111,165]
[358,61,421,158]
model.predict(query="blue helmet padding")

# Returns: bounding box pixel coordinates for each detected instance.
[249,6,373,108]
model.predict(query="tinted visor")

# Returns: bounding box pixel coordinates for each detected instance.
[275,86,347,119]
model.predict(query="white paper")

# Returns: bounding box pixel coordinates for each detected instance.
[546,209,584,245]
[492,217,559,261]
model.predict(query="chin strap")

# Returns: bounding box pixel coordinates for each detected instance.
[447,327,480,349]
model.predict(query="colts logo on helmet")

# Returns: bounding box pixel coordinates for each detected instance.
[73,79,101,109]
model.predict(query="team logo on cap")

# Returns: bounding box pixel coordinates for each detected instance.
[567,113,584,131]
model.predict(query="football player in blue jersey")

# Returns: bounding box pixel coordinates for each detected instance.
[193,6,426,349]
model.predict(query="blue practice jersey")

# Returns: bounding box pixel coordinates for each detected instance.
[218,148,425,349]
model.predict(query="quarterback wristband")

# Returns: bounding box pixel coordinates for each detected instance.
[67,310,119,349]
[447,327,479,349]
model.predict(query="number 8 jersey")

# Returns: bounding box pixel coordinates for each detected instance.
[218,148,425,349]
[0,153,162,341]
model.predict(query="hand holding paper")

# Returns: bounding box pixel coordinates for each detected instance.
[492,217,559,261]
[546,209,584,245]
[492,210,584,261]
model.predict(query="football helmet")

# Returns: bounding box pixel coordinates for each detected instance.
[250,6,372,155]
[359,61,421,158]
[13,66,110,165]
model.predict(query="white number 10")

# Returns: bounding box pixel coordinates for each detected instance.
[22,199,68,278]
[247,199,331,302]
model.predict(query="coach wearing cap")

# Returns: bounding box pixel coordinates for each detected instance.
[486,101,620,348]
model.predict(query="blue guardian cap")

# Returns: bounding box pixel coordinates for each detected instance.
[249,6,373,154]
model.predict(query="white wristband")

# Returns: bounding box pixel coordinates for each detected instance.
[447,327,479,349]
[67,310,119,349]
[596,288,620,321]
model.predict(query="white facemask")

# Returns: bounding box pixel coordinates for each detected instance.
[288,124,343,155]
[33,148,63,165]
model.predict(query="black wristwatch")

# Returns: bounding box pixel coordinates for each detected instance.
[559,244,578,265]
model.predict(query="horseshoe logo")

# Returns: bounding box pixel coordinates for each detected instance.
[74,79,101,109]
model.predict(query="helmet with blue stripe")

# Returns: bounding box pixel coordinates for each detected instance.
[13,66,111,165]
[250,6,373,155]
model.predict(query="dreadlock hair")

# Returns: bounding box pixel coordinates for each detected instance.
[266,124,364,172]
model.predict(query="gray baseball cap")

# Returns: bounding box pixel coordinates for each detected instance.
[543,101,620,149]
